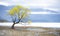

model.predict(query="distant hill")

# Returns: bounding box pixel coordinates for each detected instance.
[0,16,8,22]
[0,5,12,22]
[0,20,8,22]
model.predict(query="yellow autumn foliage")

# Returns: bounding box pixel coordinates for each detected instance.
[9,5,31,24]
[20,9,30,19]
[9,10,15,15]
[9,5,23,16]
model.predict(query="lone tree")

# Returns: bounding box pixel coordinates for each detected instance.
[9,5,31,29]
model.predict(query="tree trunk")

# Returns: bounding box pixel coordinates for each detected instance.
[11,23,15,29]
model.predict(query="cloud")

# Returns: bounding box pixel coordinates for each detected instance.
[0,2,10,6]
[0,0,60,12]
[0,0,60,7]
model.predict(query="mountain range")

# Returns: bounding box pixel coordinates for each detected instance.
[0,5,60,22]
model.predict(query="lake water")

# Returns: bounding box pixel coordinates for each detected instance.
[29,14,60,22]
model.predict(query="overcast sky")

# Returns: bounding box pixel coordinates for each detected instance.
[0,0,60,10]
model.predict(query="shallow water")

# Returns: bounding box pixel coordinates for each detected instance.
[0,26,60,36]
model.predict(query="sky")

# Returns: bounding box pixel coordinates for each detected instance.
[0,0,60,11]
